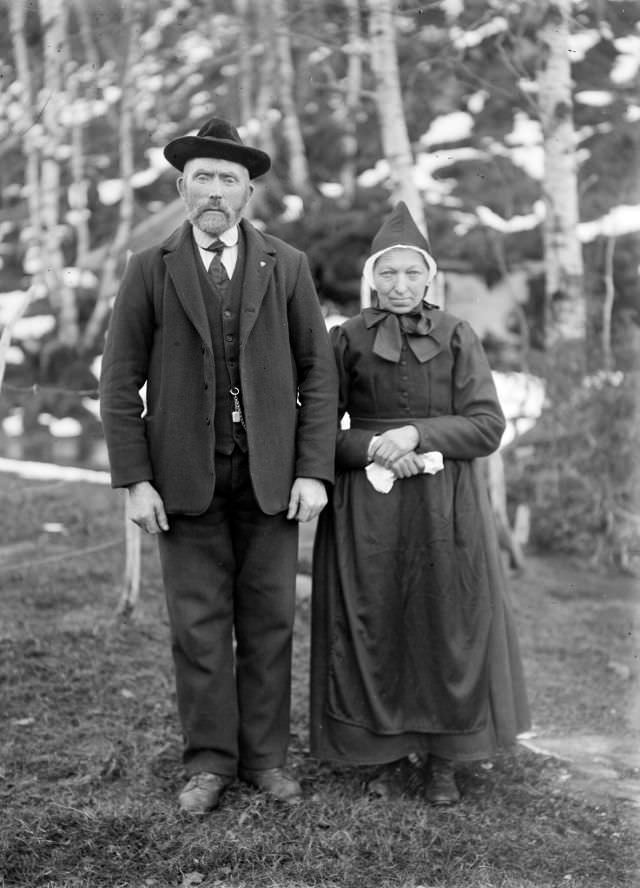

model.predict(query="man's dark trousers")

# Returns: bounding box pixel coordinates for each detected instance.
[158,448,299,778]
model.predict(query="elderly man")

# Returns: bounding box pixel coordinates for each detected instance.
[100,118,337,813]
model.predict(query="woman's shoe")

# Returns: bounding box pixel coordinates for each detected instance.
[366,760,404,798]
[424,756,460,805]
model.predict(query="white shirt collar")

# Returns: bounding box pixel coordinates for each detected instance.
[192,223,239,249]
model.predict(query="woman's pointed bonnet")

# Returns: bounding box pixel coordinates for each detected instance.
[362,201,438,294]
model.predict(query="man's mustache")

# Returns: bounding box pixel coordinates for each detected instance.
[198,201,227,213]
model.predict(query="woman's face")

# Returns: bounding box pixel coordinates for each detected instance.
[372,248,430,314]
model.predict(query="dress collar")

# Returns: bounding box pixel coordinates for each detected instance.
[362,303,442,363]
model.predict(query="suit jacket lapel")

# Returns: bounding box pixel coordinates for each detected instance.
[239,219,275,347]
[163,221,213,352]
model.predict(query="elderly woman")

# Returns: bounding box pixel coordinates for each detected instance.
[310,202,530,804]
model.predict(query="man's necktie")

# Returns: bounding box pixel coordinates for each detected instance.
[204,239,229,286]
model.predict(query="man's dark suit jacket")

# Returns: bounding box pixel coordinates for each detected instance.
[99,219,337,515]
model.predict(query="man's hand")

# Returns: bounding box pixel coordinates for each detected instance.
[126,481,169,534]
[368,425,419,468]
[287,477,328,522]
[391,452,424,479]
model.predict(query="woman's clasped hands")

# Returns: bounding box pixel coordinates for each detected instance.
[367,425,424,478]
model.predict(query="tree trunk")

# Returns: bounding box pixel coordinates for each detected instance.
[67,0,100,269]
[536,0,585,346]
[39,0,79,347]
[254,0,279,161]
[365,0,426,232]
[336,0,362,207]
[483,452,526,572]
[0,290,31,391]
[272,0,314,201]
[9,0,42,253]
[68,71,91,268]
[81,0,140,354]
[601,236,615,372]
[72,0,101,88]
[234,0,253,125]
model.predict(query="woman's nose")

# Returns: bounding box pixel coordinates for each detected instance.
[394,274,408,292]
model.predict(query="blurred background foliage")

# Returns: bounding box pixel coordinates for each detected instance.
[0,0,639,567]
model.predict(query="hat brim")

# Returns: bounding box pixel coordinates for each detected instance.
[163,136,271,179]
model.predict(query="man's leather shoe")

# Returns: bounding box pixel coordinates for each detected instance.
[178,772,233,814]
[239,766,303,803]
[424,756,460,805]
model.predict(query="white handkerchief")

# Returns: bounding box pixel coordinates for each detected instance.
[421,451,444,474]
[364,462,395,493]
[365,451,444,493]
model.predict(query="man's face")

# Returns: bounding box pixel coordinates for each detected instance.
[177,157,253,235]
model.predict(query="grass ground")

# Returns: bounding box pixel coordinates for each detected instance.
[0,472,638,888]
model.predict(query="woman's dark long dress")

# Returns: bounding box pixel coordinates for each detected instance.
[310,307,531,764]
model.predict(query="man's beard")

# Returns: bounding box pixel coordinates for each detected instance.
[190,202,232,234]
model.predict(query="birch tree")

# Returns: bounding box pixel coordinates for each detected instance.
[234,0,254,125]
[253,0,279,161]
[66,0,100,271]
[66,66,91,269]
[272,0,314,201]
[336,0,362,207]
[536,0,585,346]
[73,0,100,78]
[39,0,79,348]
[365,0,426,233]
[601,236,615,371]
[9,0,41,291]
[81,0,142,353]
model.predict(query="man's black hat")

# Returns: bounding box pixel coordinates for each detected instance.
[164,117,271,179]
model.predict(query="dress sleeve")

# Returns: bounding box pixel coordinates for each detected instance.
[331,325,376,470]
[413,321,506,459]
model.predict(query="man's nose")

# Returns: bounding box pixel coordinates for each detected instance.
[208,178,223,197]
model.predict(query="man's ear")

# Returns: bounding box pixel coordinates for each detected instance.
[176,176,185,198]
